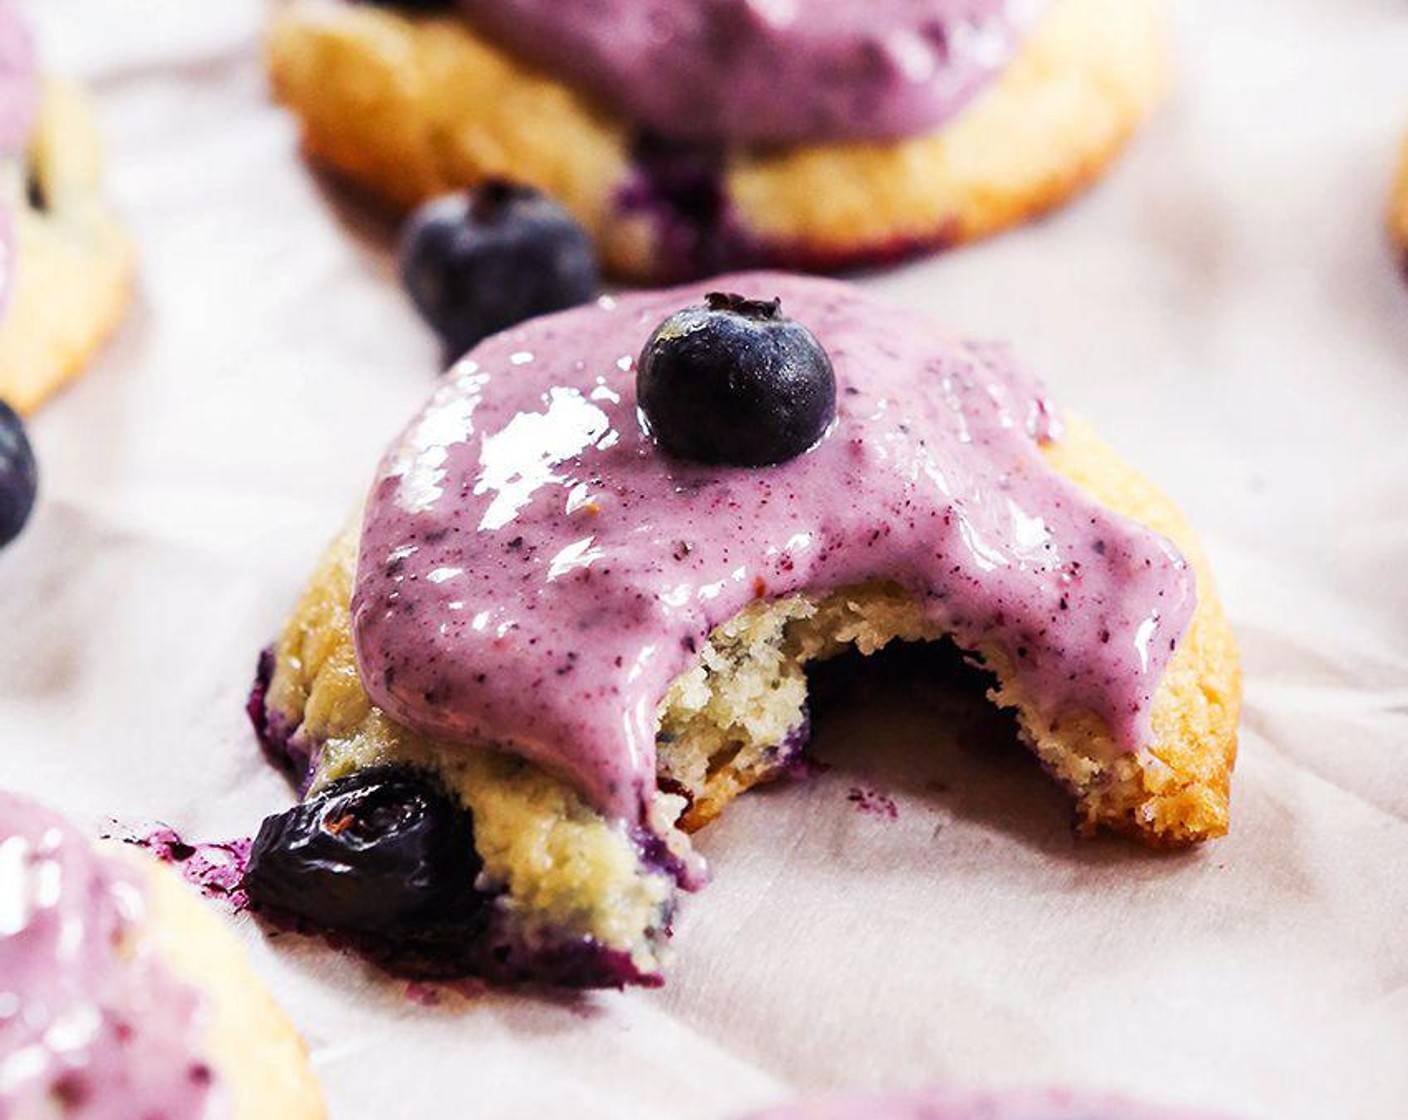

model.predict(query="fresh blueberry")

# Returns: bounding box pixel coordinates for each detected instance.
[0,401,37,549]
[636,292,836,467]
[398,181,599,359]
[243,765,481,933]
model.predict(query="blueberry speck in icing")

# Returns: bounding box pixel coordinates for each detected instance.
[0,399,37,548]
[398,180,599,360]
[637,292,836,466]
[243,765,482,933]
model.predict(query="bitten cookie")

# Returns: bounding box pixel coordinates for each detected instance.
[0,77,135,414]
[0,791,324,1119]
[242,272,1239,989]
[266,0,1168,281]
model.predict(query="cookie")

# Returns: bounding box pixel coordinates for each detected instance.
[266,0,1168,281]
[0,791,324,1119]
[1392,127,1408,270]
[242,273,1238,988]
[0,77,135,414]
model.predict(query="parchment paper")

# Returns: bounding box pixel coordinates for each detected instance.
[3,1,1407,1117]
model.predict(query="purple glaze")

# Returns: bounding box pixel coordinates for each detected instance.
[743,1088,1245,1120]
[456,0,1047,145]
[351,273,1195,823]
[0,5,36,325]
[0,792,218,1119]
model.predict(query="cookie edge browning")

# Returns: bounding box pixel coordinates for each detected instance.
[264,0,1167,281]
[133,851,327,1120]
[0,77,135,415]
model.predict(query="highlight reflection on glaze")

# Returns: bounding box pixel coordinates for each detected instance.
[352,273,1195,821]
[0,792,216,1118]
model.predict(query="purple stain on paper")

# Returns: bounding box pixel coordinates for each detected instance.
[847,785,899,821]
[107,824,252,909]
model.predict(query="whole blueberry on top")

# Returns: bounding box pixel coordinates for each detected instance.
[398,180,599,360]
[243,765,481,934]
[0,400,37,550]
[637,292,836,467]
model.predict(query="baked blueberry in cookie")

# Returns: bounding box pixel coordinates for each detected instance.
[0,790,324,1119]
[0,6,133,413]
[399,180,599,358]
[0,399,37,547]
[741,1088,1246,1120]
[246,765,482,932]
[267,0,1169,281]
[246,272,1240,988]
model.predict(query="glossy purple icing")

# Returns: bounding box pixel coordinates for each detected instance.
[743,1088,1244,1120]
[0,4,36,324]
[455,0,1048,144]
[351,273,1194,822]
[0,792,218,1118]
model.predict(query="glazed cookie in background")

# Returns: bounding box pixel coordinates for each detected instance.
[1391,128,1408,270]
[242,271,1239,989]
[741,1088,1245,1120]
[0,6,134,415]
[0,791,325,1119]
[266,0,1169,281]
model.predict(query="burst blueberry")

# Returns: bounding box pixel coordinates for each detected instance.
[243,765,481,933]
[0,400,37,549]
[637,292,836,467]
[398,180,599,359]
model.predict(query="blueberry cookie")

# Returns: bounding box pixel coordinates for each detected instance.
[0,791,324,1119]
[1392,128,1408,271]
[0,8,134,414]
[245,272,1240,987]
[742,1088,1243,1120]
[267,0,1168,281]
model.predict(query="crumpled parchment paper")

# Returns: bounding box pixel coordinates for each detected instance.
[3,1,1407,1117]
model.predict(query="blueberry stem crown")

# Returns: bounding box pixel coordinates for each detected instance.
[705,291,783,321]
[470,178,532,223]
